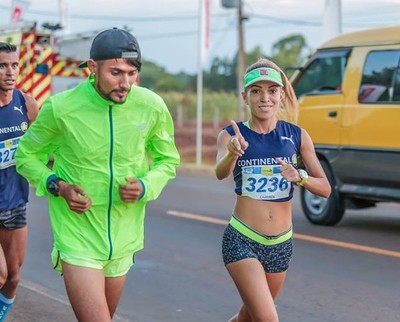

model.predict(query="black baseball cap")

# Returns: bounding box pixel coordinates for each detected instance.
[79,27,142,70]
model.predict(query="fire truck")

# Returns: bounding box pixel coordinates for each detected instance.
[0,22,90,107]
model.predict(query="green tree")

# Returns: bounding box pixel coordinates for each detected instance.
[140,34,309,93]
[140,60,181,91]
[245,45,269,67]
[270,34,310,77]
[204,57,236,92]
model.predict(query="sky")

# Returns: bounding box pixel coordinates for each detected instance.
[0,0,399,74]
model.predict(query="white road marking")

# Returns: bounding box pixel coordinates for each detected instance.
[166,210,400,259]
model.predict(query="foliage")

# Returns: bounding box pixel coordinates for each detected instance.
[203,57,237,92]
[139,60,181,91]
[159,90,238,123]
[270,34,311,78]
[140,34,310,111]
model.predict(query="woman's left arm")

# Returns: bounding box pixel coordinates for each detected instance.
[299,129,331,198]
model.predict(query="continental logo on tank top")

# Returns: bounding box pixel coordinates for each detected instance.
[0,122,28,134]
[238,154,299,168]
[238,156,293,167]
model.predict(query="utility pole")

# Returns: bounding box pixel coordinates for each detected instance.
[221,0,246,121]
[322,0,342,42]
[237,0,246,121]
[58,0,70,36]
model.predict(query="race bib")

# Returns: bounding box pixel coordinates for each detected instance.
[241,165,291,200]
[0,136,21,169]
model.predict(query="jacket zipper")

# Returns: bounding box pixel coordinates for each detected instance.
[107,105,114,259]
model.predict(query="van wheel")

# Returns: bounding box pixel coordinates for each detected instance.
[300,160,345,226]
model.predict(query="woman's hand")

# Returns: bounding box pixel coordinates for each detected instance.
[228,120,249,157]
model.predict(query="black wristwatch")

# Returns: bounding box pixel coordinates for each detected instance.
[46,175,63,197]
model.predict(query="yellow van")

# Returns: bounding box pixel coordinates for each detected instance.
[291,25,400,225]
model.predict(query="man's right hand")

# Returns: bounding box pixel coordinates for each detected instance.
[59,182,92,214]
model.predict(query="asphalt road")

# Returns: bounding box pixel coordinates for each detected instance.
[6,166,400,322]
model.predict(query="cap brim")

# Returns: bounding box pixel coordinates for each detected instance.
[243,67,284,88]
[245,76,283,88]
[78,61,88,68]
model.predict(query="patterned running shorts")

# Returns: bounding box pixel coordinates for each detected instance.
[0,204,27,230]
[222,215,293,273]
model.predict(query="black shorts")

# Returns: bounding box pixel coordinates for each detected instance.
[222,216,293,273]
[0,204,27,230]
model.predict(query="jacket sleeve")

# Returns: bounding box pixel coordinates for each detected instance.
[139,103,180,201]
[15,99,60,196]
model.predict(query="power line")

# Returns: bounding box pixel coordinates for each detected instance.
[250,14,321,26]
[0,5,230,22]
[1,4,398,42]
[1,4,321,26]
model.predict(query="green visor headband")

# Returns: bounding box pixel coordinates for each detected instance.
[243,67,283,88]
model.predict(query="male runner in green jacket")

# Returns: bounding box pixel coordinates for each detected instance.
[16,27,180,322]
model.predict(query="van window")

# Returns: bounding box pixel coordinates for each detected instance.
[293,49,350,98]
[359,50,400,103]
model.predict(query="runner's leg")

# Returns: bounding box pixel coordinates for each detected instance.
[0,244,6,288]
[105,275,127,317]
[0,226,27,298]
[226,258,280,322]
[62,262,112,322]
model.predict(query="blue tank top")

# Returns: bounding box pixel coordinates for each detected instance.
[0,90,29,210]
[225,120,302,202]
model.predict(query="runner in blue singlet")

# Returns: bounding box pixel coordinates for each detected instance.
[0,42,39,321]
[215,58,332,322]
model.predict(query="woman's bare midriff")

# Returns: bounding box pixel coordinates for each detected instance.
[233,195,292,236]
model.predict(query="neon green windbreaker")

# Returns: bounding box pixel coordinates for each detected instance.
[16,75,180,260]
